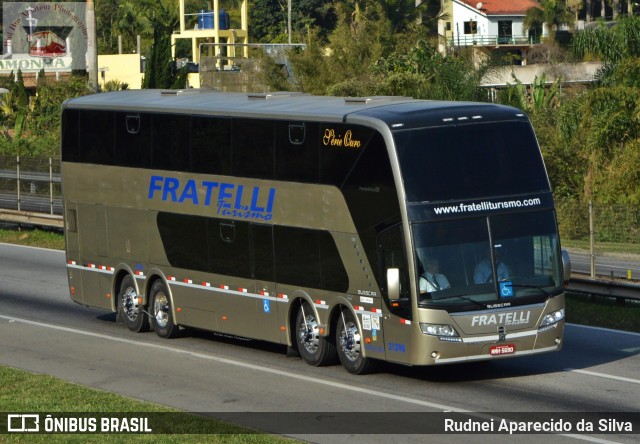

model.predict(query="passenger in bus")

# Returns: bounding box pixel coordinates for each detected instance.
[419,258,451,293]
[474,251,509,283]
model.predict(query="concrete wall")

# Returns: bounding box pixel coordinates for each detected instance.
[482,62,602,87]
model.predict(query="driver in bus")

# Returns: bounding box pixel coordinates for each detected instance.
[419,258,451,293]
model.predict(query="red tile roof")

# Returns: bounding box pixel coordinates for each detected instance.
[459,0,541,15]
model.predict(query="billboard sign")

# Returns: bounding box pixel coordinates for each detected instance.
[2,2,87,72]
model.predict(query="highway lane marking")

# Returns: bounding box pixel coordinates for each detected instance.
[566,369,640,385]
[0,314,629,444]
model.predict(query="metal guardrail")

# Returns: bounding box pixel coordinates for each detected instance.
[0,209,63,229]
[566,274,640,302]
[0,156,62,215]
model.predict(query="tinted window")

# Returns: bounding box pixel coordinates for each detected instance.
[115,112,151,168]
[153,114,190,171]
[320,124,375,186]
[157,213,347,290]
[209,219,251,277]
[274,226,348,292]
[61,109,79,161]
[395,121,549,202]
[232,118,274,179]
[157,212,209,270]
[274,226,321,289]
[252,223,275,281]
[318,231,349,292]
[275,122,319,182]
[340,131,400,285]
[342,132,399,232]
[191,116,232,175]
[79,110,115,165]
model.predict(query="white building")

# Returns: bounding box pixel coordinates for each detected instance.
[439,0,547,64]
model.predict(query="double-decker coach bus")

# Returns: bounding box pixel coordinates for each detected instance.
[61,90,570,374]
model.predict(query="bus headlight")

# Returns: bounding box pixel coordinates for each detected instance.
[539,308,565,332]
[420,323,460,338]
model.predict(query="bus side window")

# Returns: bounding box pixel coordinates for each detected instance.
[115,112,151,168]
[153,114,190,171]
[232,118,274,180]
[190,116,231,175]
[79,110,115,165]
[209,219,251,278]
[275,122,319,183]
[61,109,80,162]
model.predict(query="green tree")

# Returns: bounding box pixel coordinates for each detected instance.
[289,2,394,95]
[525,1,574,40]
[114,0,153,53]
[556,86,640,201]
[95,0,120,54]
[501,73,562,114]
[249,0,338,43]
[139,0,181,89]
[523,5,545,42]
[371,38,487,101]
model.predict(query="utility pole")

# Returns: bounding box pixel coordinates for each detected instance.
[288,0,292,45]
[86,0,98,92]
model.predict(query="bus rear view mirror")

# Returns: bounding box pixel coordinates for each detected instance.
[387,268,400,300]
[561,249,571,283]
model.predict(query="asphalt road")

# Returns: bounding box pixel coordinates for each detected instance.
[567,248,640,280]
[0,243,638,443]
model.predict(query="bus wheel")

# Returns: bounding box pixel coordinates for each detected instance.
[295,302,337,366]
[150,280,179,339]
[336,308,376,374]
[117,275,149,333]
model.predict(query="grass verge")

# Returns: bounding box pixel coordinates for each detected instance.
[562,239,640,257]
[565,292,640,332]
[0,227,64,250]
[0,366,292,443]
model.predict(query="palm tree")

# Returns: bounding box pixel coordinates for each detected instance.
[524,6,545,42]
[115,1,153,52]
[542,0,574,38]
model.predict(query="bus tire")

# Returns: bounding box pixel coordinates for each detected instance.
[336,308,377,375]
[150,280,179,339]
[117,275,149,333]
[295,302,337,366]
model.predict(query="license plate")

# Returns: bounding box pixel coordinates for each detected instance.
[490,344,516,356]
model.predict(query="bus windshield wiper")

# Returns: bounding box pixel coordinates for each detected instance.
[429,293,488,308]
[508,283,551,297]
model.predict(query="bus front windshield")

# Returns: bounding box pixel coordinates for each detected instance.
[413,210,563,309]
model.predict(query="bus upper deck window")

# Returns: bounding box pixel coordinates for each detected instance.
[289,124,305,145]
[126,115,140,134]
